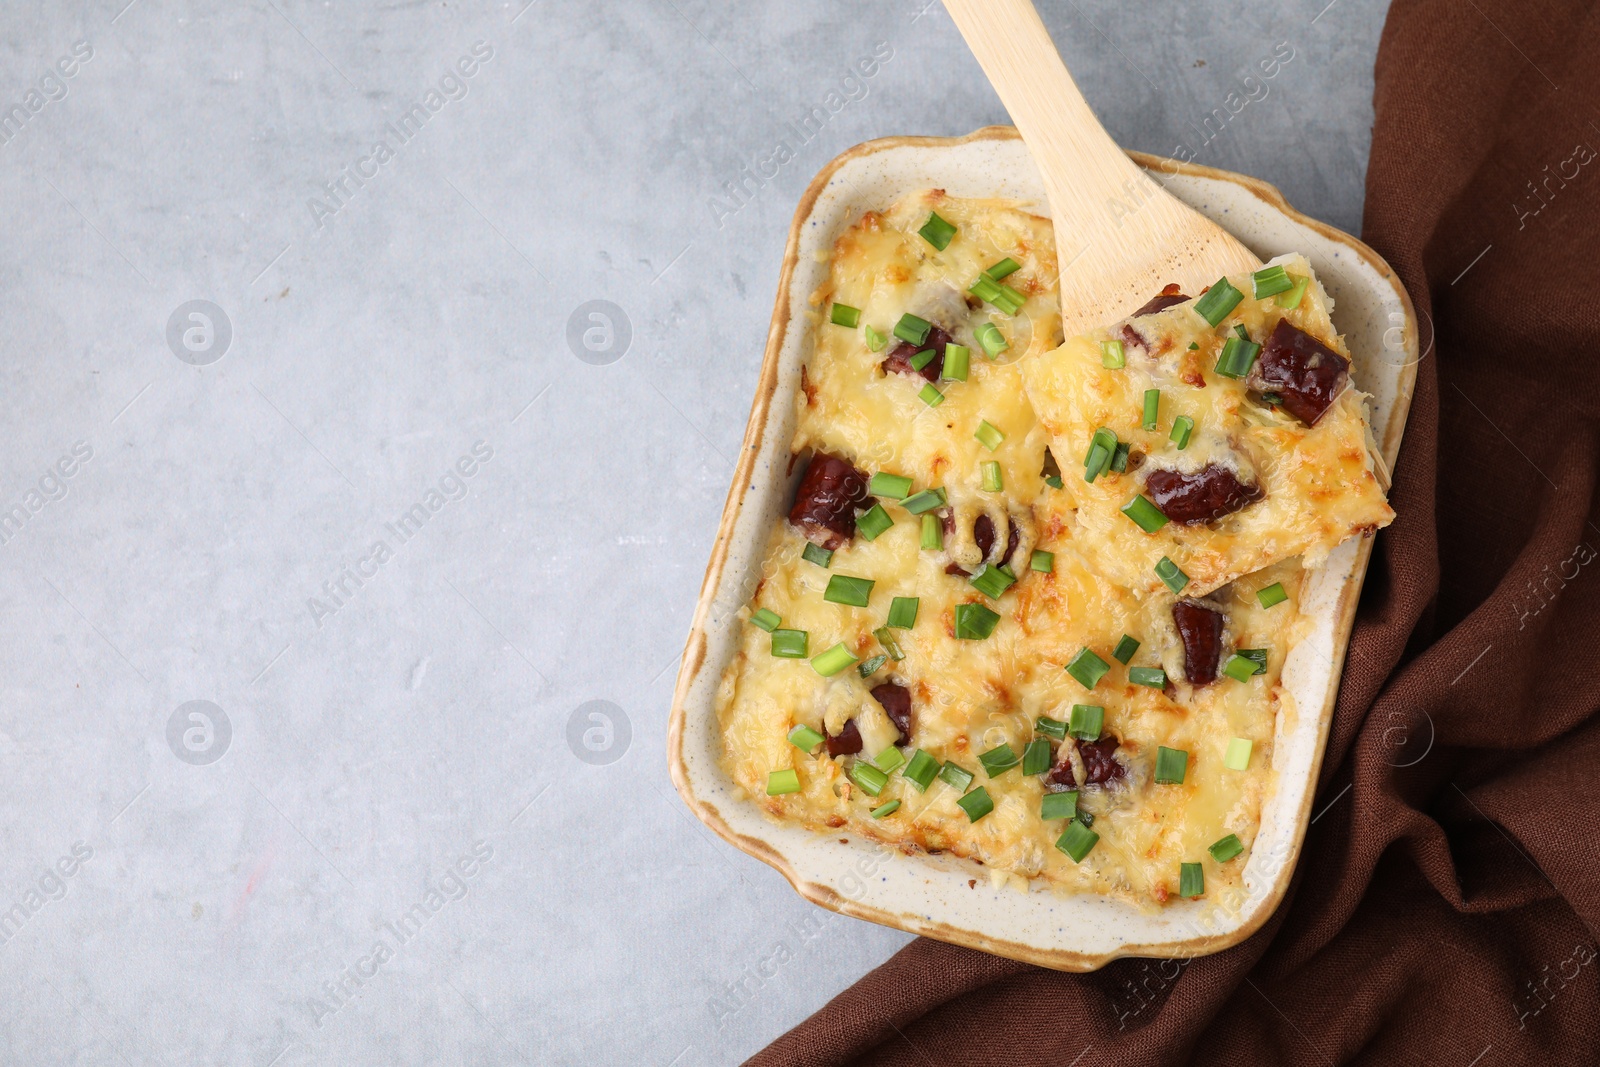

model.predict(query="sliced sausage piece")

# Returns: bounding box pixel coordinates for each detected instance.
[1043,753,1076,791]
[870,682,913,741]
[974,512,997,560]
[1144,463,1263,524]
[1043,737,1125,789]
[882,325,952,382]
[825,719,863,757]
[1132,283,1190,317]
[943,513,1020,575]
[942,508,967,575]
[1172,599,1225,685]
[788,452,872,550]
[1077,738,1125,785]
[969,514,1019,566]
[1247,318,1351,426]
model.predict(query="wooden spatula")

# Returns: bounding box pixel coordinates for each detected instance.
[942,0,1261,337]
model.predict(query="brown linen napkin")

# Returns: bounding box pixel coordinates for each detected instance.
[748,0,1600,1061]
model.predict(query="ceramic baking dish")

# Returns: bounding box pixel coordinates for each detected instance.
[668,126,1416,970]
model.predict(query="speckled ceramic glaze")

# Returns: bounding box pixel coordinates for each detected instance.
[669,127,1417,970]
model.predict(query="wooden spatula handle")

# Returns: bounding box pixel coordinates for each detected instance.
[941,0,1259,330]
[941,0,1145,226]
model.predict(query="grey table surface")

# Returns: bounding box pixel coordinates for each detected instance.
[0,1,1386,1063]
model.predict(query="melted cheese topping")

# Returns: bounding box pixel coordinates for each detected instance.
[718,193,1333,908]
[792,193,1062,503]
[1020,255,1395,596]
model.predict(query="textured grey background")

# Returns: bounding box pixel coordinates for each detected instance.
[0,1,1386,1064]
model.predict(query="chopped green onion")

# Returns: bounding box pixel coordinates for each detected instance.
[887,596,919,629]
[1084,427,1117,482]
[1099,339,1125,369]
[975,322,1008,358]
[1076,810,1094,828]
[857,653,888,677]
[1056,820,1099,862]
[1036,716,1067,741]
[954,602,1001,640]
[1066,648,1110,689]
[957,786,994,822]
[1041,791,1078,821]
[981,461,1003,492]
[1086,426,1119,461]
[902,488,946,515]
[969,275,1002,306]
[873,626,905,661]
[993,284,1026,315]
[869,472,914,499]
[787,724,825,753]
[1224,738,1253,771]
[830,303,861,328]
[1022,738,1051,775]
[918,383,945,407]
[1083,444,1111,483]
[767,769,801,795]
[1214,334,1261,378]
[1209,834,1244,862]
[974,420,1005,451]
[1155,557,1190,594]
[908,347,938,372]
[857,504,894,540]
[1169,415,1194,449]
[1257,582,1288,608]
[749,608,781,632]
[873,745,906,773]
[1030,549,1054,573]
[1110,443,1130,473]
[970,275,1025,314]
[904,749,941,791]
[1193,277,1244,325]
[1178,862,1204,898]
[969,563,1016,600]
[1235,324,1251,341]
[943,344,970,381]
[1251,264,1293,299]
[1188,341,1199,350]
[984,257,1021,280]
[920,512,944,550]
[1154,746,1189,784]
[919,211,957,250]
[849,760,889,796]
[979,743,1019,778]
[1112,634,1140,664]
[864,325,887,351]
[1068,704,1104,740]
[1276,274,1309,309]
[1122,495,1170,533]
[1237,648,1269,672]
[894,313,933,346]
[801,542,834,568]
[1222,653,1262,683]
[1142,388,1161,430]
[870,799,901,818]
[1129,666,1168,689]
[1044,474,1064,489]
[771,629,808,658]
[939,761,975,792]
[811,642,858,676]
